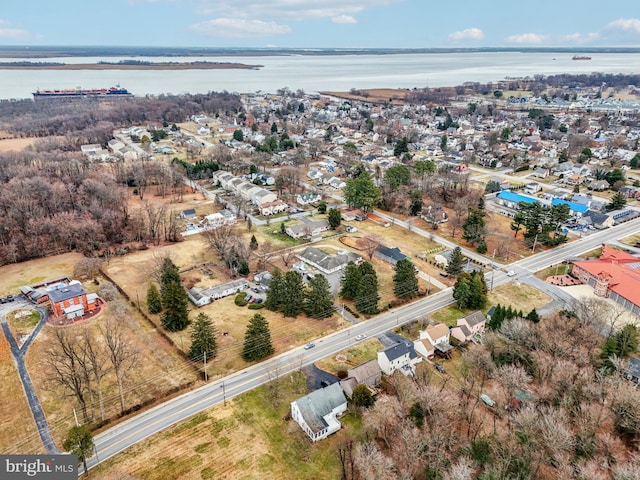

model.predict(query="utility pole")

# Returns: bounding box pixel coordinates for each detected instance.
[490,249,496,292]
[531,233,538,253]
[221,381,226,406]
[203,351,207,382]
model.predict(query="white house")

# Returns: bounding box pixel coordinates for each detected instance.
[291,383,347,442]
[419,323,453,358]
[296,247,362,275]
[251,189,278,207]
[414,337,436,359]
[187,279,249,306]
[202,210,236,229]
[286,220,330,239]
[451,311,487,343]
[377,342,421,376]
[297,192,321,205]
[259,200,288,216]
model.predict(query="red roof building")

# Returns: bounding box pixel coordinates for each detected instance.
[572,245,640,314]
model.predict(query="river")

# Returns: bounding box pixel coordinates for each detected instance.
[1,51,638,100]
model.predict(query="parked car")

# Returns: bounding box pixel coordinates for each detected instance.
[6,294,14,302]
[254,298,263,304]
[0,298,6,304]
[252,287,260,293]
[434,363,446,374]
[304,342,315,350]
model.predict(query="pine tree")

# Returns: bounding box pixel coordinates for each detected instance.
[161,281,190,331]
[355,274,379,314]
[265,269,285,311]
[358,260,377,279]
[160,257,180,305]
[328,208,342,229]
[393,258,419,299]
[526,308,540,323]
[304,275,335,319]
[446,247,465,276]
[282,270,305,317]
[489,304,505,330]
[189,312,217,361]
[249,234,258,251]
[351,384,375,408]
[468,272,488,309]
[453,274,472,309]
[242,313,274,361]
[147,282,162,314]
[340,261,361,300]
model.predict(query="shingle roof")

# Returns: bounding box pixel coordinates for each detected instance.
[464,311,486,328]
[47,283,86,303]
[293,383,346,434]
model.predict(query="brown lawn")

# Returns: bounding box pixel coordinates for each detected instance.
[488,282,552,312]
[320,88,410,105]
[0,252,84,296]
[0,333,43,454]
[0,136,39,153]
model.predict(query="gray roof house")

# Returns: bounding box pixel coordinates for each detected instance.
[296,247,362,274]
[188,279,249,307]
[340,360,382,398]
[377,342,421,376]
[291,383,347,442]
[286,220,330,239]
[374,245,409,266]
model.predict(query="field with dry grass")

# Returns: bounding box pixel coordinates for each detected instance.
[0,332,43,454]
[90,371,346,480]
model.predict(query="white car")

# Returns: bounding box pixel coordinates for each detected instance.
[355,334,366,341]
[303,342,315,350]
[507,270,516,277]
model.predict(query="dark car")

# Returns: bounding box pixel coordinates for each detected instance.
[6,295,14,302]
[0,298,6,304]
[434,363,446,374]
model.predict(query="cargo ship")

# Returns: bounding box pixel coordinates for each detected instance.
[572,56,592,60]
[32,85,132,99]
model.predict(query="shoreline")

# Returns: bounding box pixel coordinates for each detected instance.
[0,62,263,71]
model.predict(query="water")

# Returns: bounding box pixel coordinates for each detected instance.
[0,52,638,100]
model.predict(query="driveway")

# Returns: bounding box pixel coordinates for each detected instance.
[0,298,59,454]
[301,364,340,391]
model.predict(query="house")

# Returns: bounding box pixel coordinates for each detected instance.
[340,360,382,398]
[297,192,321,205]
[580,210,615,230]
[341,209,367,221]
[202,210,236,229]
[48,282,99,320]
[531,167,549,179]
[414,337,436,359]
[419,323,453,359]
[374,245,409,266]
[253,271,272,288]
[188,279,249,306]
[451,311,487,343]
[524,182,542,195]
[624,358,640,385]
[251,189,278,207]
[377,342,421,376]
[588,179,609,191]
[572,245,640,315]
[180,209,197,220]
[290,383,348,442]
[259,200,288,216]
[296,247,362,275]
[285,220,330,239]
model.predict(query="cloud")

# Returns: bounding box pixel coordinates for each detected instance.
[190,18,292,38]
[605,18,640,34]
[0,19,38,41]
[560,32,601,44]
[504,33,549,44]
[332,15,357,24]
[196,0,393,21]
[448,28,484,42]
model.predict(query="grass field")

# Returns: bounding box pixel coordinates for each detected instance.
[90,371,348,480]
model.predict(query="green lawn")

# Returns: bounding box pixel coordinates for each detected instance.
[431,305,466,327]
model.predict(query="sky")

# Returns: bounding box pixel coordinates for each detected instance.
[1,0,640,49]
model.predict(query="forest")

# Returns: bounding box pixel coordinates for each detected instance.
[0,92,242,265]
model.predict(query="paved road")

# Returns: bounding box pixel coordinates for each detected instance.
[81,216,640,472]
[0,299,59,454]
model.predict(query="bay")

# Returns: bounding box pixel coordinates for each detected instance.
[0,52,638,100]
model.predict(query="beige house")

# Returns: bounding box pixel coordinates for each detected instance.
[451,311,487,343]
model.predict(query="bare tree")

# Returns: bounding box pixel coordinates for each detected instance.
[202,224,236,259]
[45,329,90,423]
[357,234,383,261]
[78,326,110,421]
[100,317,138,415]
[280,249,297,267]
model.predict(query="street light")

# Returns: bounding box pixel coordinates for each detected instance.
[490,249,496,292]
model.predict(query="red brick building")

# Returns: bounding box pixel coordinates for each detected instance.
[47,283,99,320]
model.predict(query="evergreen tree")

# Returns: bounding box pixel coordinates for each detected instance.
[468,272,488,309]
[160,257,180,305]
[343,171,382,213]
[264,269,285,311]
[526,309,540,323]
[340,261,361,300]
[446,247,465,276]
[358,261,377,279]
[147,282,162,314]
[282,270,305,317]
[161,281,190,331]
[328,208,342,229]
[249,234,258,251]
[453,274,472,309]
[351,384,376,408]
[242,313,274,361]
[317,201,327,214]
[463,207,486,246]
[188,312,217,361]
[408,402,425,428]
[393,258,419,299]
[304,274,335,319]
[63,425,94,475]
[488,304,505,330]
[355,274,379,314]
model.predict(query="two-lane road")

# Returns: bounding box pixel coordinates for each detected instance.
[83,217,640,472]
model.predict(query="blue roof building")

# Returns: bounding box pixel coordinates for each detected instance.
[551,198,589,217]
[495,191,540,211]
